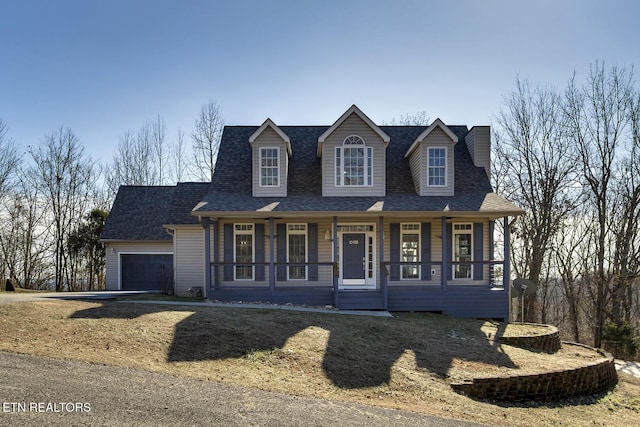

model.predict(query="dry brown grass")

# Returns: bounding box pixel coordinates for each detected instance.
[1,299,639,426]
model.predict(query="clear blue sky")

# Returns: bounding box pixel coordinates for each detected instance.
[2,0,639,163]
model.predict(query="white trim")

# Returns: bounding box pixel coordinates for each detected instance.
[117,251,173,291]
[336,223,377,290]
[249,118,291,150]
[334,135,373,187]
[405,118,458,158]
[259,146,280,187]
[426,146,448,187]
[317,105,390,156]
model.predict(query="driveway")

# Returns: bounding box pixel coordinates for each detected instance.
[0,351,486,427]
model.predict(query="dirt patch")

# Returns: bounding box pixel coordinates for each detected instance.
[0,300,638,427]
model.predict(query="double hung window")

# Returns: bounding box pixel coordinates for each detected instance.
[428,147,447,186]
[260,147,279,187]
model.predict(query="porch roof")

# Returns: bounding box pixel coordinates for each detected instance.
[192,192,523,219]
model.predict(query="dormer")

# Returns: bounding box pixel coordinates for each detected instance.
[404,118,457,196]
[249,118,291,197]
[317,105,390,197]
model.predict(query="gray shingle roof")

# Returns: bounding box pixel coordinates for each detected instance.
[101,182,212,241]
[193,125,522,216]
[101,186,176,241]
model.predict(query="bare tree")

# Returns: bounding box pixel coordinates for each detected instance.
[106,123,158,196]
[151,115,167,184]
[172,128,188,183]
[0,119,20,196]
[610,90,640,325]
[551,213,595,341]
[191,99,224,181]
[564,62,635,347]
[28,128,96,291]
[493,78,581,322]
[384,111,430,126]
[0,166,54,289]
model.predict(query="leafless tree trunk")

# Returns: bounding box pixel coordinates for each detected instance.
[552,214,594,341]
[172,128,188,183]
[152,115,167,185]
[28,128,96,291]
[610,90,640,325]
[493,78,580,322]
[192,99,224,182]
[0,119,20,197]
[565,62,635,347]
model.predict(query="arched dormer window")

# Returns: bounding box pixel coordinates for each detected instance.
[335,135,373,186]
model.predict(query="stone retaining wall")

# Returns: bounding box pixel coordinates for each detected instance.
[451,345,618,402]
[498,323,561,353]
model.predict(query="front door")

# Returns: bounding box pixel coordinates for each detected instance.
[342,233,365,281]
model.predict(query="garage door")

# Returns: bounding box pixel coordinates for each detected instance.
[120,254,174,291]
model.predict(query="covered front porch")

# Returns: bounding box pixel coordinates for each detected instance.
[199,215,513,318]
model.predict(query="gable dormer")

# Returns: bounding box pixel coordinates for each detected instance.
[317,105,390,197]
[404,118,457,197]
[249,118,291,197]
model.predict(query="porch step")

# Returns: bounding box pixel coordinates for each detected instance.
[337,290,385,310]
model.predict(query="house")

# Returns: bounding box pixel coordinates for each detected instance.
[101,105,523,318]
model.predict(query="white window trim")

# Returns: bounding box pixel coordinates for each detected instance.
[259,147,280,187]
[286,223,308,281]
[400,223,421,280]
[234,223,255,281]
[427,146,447,187]
[452,223,473,280]
[335,135,373,187]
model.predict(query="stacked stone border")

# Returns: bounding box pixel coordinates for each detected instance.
[498,323,561,353]
[451,342,618,402]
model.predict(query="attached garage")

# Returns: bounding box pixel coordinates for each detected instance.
[120,253,174,292]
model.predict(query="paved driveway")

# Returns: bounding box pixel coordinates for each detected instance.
[0,351,486,427]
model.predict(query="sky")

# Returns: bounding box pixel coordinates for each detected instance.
[2,0,640,164]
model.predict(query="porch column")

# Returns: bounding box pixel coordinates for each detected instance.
[503,216,511,289]
[333,216,339,308]
[212,219,218,290]
[379,216,387,309]
[202,217,211,298]
[441,216,448,291]
[269,217,275,292]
